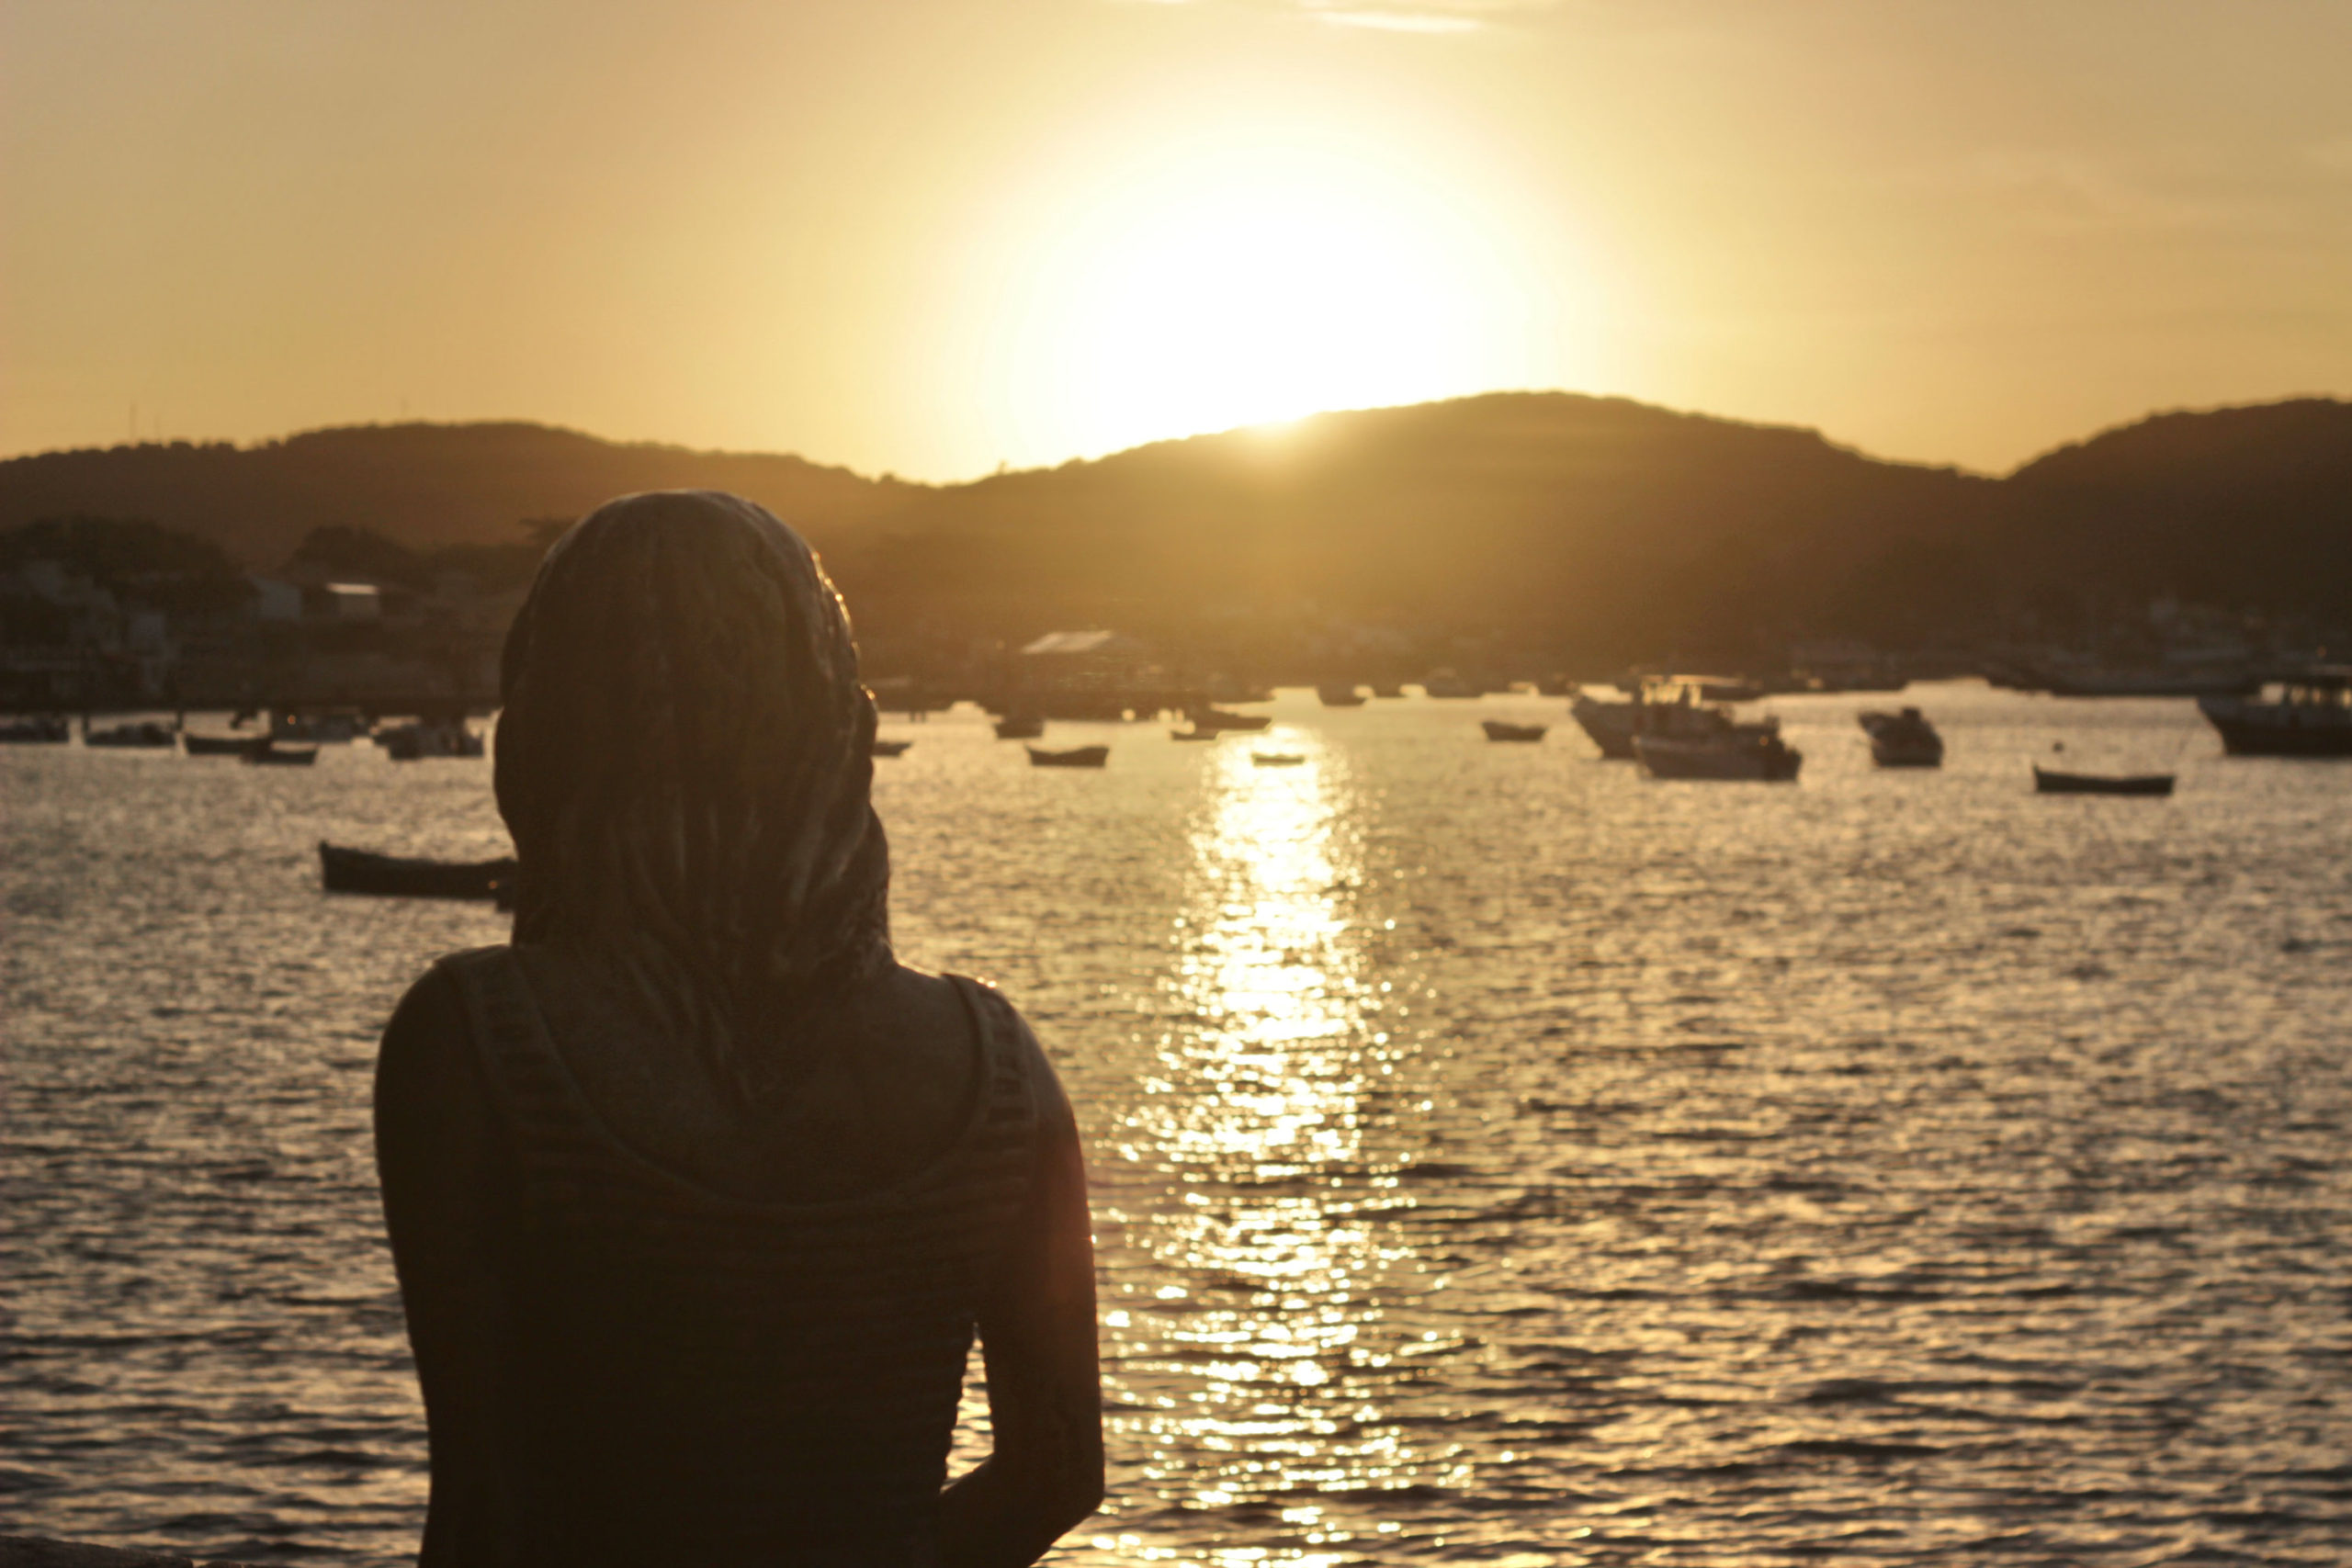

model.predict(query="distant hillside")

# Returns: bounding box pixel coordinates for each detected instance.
[841,394,1998,660]
[0,423,911,568]
[5,393,2345,663]
[2004,399,2352,615]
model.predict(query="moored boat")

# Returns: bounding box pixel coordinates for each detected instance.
[2032,765,2174,796]
[83,718,176,749]
[1251,751,1306,767]
[1572,676,1758,760]
[1026,744,1109,768]
[1317,683,1366,707]
[0,716,72,744]
[319,841,516,900]
[1858,706,1944,768]
[1370,682,1405,699]
[2198,668,2352,757]
[1419,668,1483,699]
[1481,720,1546,743]
[376,719,483,760]
[185,731,266,757]
[871,739,912,758]
[993,714,1046,740]
[1185,705,1272,733]
[1634,730,1803,782]
[243,742,319,766]
[1170,727,1218,742]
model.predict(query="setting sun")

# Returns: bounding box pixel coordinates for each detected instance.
[981,134,1576,463]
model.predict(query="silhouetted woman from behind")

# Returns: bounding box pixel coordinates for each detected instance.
[374,491,1102,1566]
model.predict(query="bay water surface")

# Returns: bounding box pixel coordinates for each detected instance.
[5,682,2349,1565]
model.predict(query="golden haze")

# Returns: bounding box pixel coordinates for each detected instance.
[3,0,2346,479]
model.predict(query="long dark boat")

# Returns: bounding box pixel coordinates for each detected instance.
[0,716,72,743]
[1026,744,1109,768]
[320,841,516,900]
[1482,720,1547,743]
[993,714,1046,740]
[244,743,319,766]
[2032,765,2174,797]
[185,731,266,757]
[1184,705,1272,733]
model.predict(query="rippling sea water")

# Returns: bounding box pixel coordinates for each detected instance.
[5,682,2349,1566]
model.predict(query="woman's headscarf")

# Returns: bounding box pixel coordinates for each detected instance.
[493,491,891,1100]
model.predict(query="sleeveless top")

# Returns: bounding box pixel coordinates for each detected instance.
[435,947,1042,1567]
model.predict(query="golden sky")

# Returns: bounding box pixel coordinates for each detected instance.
[4,0,2346,479]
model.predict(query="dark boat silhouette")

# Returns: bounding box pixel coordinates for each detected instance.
[1185,705,1272,732]
[1481,720,1547,743]
[83,717,176,749]
[1251,751,1306,766]
[0,716,71,744]
[1858,706,1944,767]
[320,841,516,900]
[185,731,266,757]
[1317,683,1366,706]
[1026,744,1108,768]
[1635,730,1803,781]
[871,739,912,758]
[244,742,319,766]
[1170,727,1218,742]
[993,714,1046,740]
[2198,667,2352,757]
[2033,765,2174,796]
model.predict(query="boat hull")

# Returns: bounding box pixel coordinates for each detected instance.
[319,842,515,899]
[2032,766,2174,796]
[185,732,266,757]
[1635,735,1802,782]
[1026,745,1108,768]
[1481,721,1546,743]
[2199,707,2352,757]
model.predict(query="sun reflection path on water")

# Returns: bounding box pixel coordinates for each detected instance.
[1091,732,1467,1562]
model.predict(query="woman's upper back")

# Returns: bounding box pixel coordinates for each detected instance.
[379,945,1046,1563]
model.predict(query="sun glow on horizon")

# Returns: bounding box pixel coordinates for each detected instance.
[978,132,1583,466]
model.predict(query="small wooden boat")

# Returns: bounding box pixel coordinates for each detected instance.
[994,715,1046,740]
[1251,751,1306,767]
[2032,765,2174,796]
[0,716,72,744]
[1482,720,1547,743]
[243,742,319,766]
[1371,683,1405,699]
[185,731,266,757]
[320,841,516,901]
[1170,727,1218,742]
[1026,744,1108,768]
[1317,683,1366,707]
[1185,706,1272,733]
[871,739,912,758]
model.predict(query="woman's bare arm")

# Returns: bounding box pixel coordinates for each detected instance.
[938,1034,1104,1567]
[375,967,525,1566]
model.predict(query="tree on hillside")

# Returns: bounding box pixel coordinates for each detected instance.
[0,515,252,615]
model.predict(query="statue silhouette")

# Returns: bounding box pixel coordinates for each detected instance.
[374,491,1102,1565]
